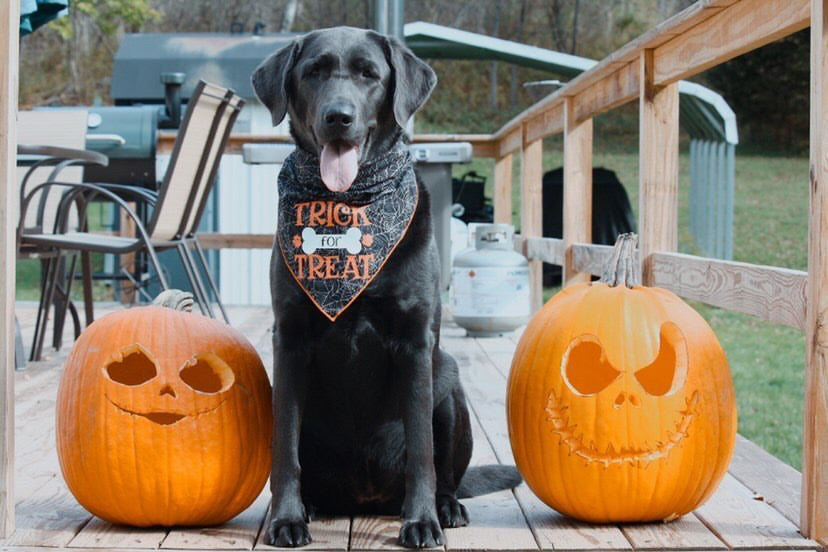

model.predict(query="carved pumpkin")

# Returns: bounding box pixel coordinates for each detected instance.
[56,291,273,527]
[507,234,737,523]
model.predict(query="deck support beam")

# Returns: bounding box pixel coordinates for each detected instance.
[0,0,19,538]
[520,135,543,313]
[803,0,828,543]
[639,49,679,285]
[493,154,513,225]
[563,96,593,286]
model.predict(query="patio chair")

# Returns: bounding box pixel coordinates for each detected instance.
[19,81,244,360]
[16,109,109,363]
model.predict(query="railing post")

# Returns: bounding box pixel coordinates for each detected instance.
[520,131,543,312]
[0,0,18,538]
[639,49,679,284]
[493,153,513,225]
[804,0,828,542]
[563,96,593,286]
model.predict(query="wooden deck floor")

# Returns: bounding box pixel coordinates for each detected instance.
[2,303,822,551]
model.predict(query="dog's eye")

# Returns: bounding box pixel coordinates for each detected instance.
[361,69,377,79]
[304,66,320,78]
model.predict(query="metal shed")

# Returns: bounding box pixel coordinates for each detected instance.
[404,22,738,260]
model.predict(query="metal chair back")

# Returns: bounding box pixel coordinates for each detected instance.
[149,81,244,242]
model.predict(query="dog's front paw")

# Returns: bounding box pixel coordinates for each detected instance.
[437,494,469,528]
[267,518,312,547]
[399,517,444,548]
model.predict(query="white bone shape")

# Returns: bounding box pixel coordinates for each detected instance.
[301,227,362,255]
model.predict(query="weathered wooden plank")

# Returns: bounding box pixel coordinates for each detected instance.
[654,0,810,85]
[254,505,350,551]
[349,516,409,550]
[525,237,564,266]
[563,97,593,286]
[621,514,726,550]
[497,127,523,158]
[159,132,498,158]
[0,0,19,538]
[525,102,565,144]
[520,139,544,312]
[198,233,274,250]
[160,488,270,549]
[695,474,819,550]
[804,0,828,543]
[444,411,538,551]
[728,435,802,526]
[650,252,808,330]
[1,478,91,547]
[639,49,679,285]
[67,518,167,549]
[570,243,615,277]
[512,485,633,551]
[573,61,640,124]
[493,154,514,225]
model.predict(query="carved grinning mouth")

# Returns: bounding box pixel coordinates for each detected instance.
[105,395,228,426]
[545,390,700,468]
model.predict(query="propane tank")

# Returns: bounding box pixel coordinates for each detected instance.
[450,224,530,337]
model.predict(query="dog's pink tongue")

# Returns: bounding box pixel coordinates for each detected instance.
[320,143,359,192]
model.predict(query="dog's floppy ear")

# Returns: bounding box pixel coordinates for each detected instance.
[252,39,302,126]
[376,33,437,129]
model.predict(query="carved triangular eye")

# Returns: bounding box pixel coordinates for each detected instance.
[562,335,621,396]
[179,352,235,394]
[634,322,688,397]
[104,345,158,386]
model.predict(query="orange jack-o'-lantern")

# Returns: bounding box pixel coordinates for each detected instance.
[507,234,737,522]
[56,291,272,527]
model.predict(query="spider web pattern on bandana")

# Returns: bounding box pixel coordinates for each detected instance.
[277,144,418,321]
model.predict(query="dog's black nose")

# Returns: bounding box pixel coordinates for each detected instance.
[324,103,354,128]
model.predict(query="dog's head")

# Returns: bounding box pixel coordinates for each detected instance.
[252,26,436,193]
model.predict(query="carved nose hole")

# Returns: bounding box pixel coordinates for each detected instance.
[159,384,176,398]
[629,394,641,407]
[614,392,625,409]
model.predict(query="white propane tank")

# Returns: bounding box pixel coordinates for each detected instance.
[450,224,530,337]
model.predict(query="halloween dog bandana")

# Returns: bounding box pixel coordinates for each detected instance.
[277,143,418,321]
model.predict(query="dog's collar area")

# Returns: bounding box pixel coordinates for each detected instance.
[277,143,419,321]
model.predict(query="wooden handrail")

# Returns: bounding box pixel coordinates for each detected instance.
[156,131,499,158]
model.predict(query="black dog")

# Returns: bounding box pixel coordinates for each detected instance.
[252,27,520,549]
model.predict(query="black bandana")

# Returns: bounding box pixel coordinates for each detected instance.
[277,143,418,321]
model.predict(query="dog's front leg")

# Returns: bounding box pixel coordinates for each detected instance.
[395,337,443,548]
[267,326,311,547]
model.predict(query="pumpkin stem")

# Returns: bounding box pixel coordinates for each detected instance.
[151,289,195,312]
[599,233,641,288]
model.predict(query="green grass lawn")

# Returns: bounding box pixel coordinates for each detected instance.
[460,146,809,469]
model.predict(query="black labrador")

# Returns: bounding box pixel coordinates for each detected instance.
[252,26,520,549]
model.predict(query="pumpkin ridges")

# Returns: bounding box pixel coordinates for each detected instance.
[507,236,737,523]
[57,304,272,526]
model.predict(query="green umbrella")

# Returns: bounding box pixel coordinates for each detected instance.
[20,0,69,36]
